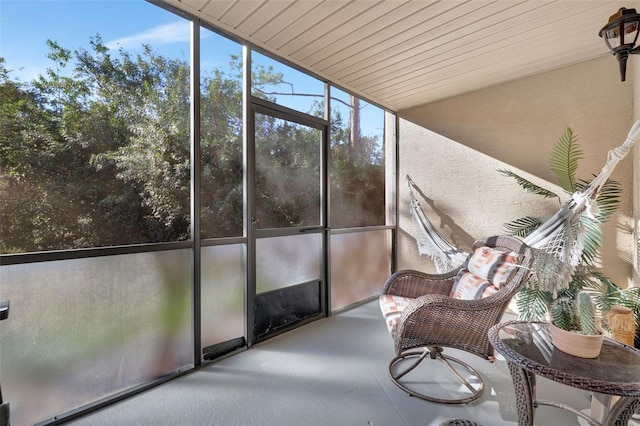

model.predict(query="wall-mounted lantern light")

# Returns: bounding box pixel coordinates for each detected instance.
[599,7,640,81]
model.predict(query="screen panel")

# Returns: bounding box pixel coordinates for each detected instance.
[251,52,324,117]
[0,2,191,253]
[330,230,391,311]
[256,234,322,294]
[200,29,244,238]
[0,250,193,425]
[329,87,386,228]
[254,113,322,230]
[201,244,245,353]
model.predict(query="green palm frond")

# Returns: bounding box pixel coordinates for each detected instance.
[549,127,583,193]
[592,271,622,311]
[601,285,640,310]
[578,215,603,266]
[497,169,560,202]
[503,216,546,238]
[577,269,608,294]
[517,284,552,321]
[623,287,640,306]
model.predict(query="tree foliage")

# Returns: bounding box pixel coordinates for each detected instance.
[329,104,385,228]
[0,37,385,253]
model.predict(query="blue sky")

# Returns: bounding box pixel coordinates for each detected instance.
[0,0,384,135]
[1,1,190,82]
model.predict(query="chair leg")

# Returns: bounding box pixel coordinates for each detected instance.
[392,347,431,381]
[388,346,484,404]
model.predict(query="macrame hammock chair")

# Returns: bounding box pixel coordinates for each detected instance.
[408,120,640,294]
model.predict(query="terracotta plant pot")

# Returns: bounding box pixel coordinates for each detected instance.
[550,323,604,358]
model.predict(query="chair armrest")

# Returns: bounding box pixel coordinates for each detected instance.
[382,268,460,298]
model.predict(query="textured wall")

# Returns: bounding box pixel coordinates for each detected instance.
[397,56,635,288]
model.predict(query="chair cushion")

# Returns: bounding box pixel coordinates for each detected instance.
[449,270,499,300]
[379,294,413,334]
[464,245,520,286]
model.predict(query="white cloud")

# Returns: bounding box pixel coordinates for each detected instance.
[106,21,190,50]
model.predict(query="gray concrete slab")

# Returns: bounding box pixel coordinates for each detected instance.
[68,301,594,426]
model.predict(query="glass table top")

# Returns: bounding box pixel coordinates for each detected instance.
[490,321,640,394]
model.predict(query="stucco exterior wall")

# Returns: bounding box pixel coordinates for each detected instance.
[397,56,635,288]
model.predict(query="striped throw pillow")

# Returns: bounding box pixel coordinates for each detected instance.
[465,246,520,287]
[449,270,500,300]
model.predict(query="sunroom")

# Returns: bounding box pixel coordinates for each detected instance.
[1,1,640,425]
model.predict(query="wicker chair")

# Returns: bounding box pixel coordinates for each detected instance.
[380,235,534,404]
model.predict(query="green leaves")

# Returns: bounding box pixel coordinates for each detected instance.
[503,216,546,238]
[1,34,386,251]
[516,284,552,321]
[497,169,560,202]
[549,127,583,193]
[579,215,603,266]
[502,127,625,327]
[550,296,574,331]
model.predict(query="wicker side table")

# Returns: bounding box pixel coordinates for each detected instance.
[489,321,640,426]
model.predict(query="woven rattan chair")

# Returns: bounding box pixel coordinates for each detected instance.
[380,235,534,404]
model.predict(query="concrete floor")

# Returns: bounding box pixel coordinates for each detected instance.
[68,300,597,426]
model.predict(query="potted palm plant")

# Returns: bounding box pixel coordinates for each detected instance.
[498,127,630,351]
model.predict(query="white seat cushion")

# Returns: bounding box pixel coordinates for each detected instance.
[379,294,413,334]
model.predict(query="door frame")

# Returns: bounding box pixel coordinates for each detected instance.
[246,97,330,345]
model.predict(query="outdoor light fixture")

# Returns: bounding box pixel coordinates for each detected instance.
[599,7,640,81]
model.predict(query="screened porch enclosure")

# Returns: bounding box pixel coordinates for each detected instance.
[0,2,396,425]
[1,233,392,425]
[3,1,637,425]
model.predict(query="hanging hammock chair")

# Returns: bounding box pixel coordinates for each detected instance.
[407,120,640,294]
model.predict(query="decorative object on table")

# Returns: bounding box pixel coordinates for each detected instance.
[606,305,637,346]
[379,235,534,404]
[549,290,603,358]
[599,285,640,348]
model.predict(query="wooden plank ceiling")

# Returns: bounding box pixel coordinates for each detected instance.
[159,0,630,112]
